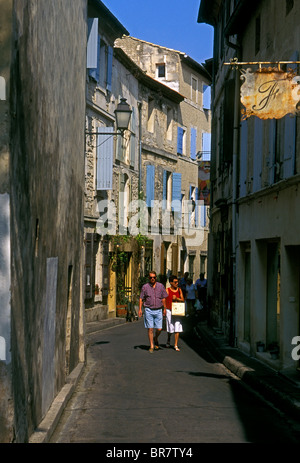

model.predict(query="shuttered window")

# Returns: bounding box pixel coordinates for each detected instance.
[195,187,199,227]
[283,115,296,178]
[89,34,101,81]
[239,120,248,198]
[203,84,211,110]
[200,204,206,227]
[202,132,211,161]
[177,127,184,154]
[190,128,197,160]
[88,31,113,90]
[163,170,167,207]
[106,46,113,92]
[146,165,155,207]
[253,117,263,192]
[171,173,182,212]
[268,119,276,185]
[96,127,114,190]
[223,79,235,163]
[87,18,98,69]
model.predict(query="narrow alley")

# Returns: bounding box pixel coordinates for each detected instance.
[49,319,299,444]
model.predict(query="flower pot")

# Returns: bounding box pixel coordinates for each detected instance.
[116,305,127,318]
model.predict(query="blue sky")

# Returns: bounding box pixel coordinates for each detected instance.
[101,0,214,64]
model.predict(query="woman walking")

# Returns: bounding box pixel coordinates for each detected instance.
[165,275,185,351]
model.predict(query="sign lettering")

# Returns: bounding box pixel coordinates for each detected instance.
[240,68,300,120]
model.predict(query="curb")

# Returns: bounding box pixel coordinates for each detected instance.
[86,317,126,336]
[29,362,85,443]
[196,324,300,421]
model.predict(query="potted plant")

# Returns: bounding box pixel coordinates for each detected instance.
[116,291,130,318]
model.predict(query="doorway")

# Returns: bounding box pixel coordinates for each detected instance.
[266,242,280,349]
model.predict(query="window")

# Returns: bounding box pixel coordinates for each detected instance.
[146,165,155,207]
[191,76,198,103]
[163,170,172,209]
[147,97,155,132]
[189,185,196,227]
[87,18,98,69]
[203,84,211,110]
[202,132,211,161]
[190,128,197,160]
[177,127,186,155]
[96,127,114,190]
[119,174,131,233]
[116,129,130,165]
[156,63,166,78]
[200,205,207,228]
[87,21,113,91]
[166,107,173,140]
[172,173,182,214]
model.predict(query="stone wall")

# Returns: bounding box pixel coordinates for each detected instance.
[3,0,87,442]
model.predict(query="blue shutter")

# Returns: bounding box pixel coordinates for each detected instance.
[96,35,101,82]
[203,85,211,110]
[283,115,296,178]
[202,132,211,161]
[189,185,193,225]
[89,34,100,81]
[190,128,197,160]
[87,18,98,69]
[146,165,155,207]
[106,46,113,92]
[177,127,183,154]
[239,119,248,197]
[195,187,199,227]
[268,119,276,185]
[163,170,167,199]
[172,173,182,212]
[96,127,114,190]
[253,117,263,192]
[201,205,206,227]
[283,51,298,178]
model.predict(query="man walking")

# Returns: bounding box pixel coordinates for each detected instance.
[139,271,168,353]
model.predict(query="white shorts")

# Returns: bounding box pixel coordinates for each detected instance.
[166,309,183,333]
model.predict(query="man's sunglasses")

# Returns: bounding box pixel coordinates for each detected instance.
[149,276,156,279]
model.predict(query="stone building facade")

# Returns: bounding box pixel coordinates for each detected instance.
[84,0,137,320]
[199,0,300,374]
[0,0,86,442]
[116,36,212,281]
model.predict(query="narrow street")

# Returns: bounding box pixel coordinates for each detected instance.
[50,319,299,444]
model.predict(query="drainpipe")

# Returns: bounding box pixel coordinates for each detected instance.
[226,36,241,347]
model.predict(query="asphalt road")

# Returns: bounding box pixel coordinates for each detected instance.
[50,318,299,444]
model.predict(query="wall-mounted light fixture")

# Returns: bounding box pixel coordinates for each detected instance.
[86,97,132,136]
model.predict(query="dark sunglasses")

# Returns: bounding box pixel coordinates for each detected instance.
[149,276,157,279]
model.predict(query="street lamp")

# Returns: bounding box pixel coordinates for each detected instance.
[86,97,132,136]
[114,98,132,133]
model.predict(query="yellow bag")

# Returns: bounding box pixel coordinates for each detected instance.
[171,302,185,316]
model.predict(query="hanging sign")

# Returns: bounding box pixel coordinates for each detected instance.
[240,68,300,120]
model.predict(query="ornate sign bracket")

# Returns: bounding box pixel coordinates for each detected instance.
[224,58,300,70]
